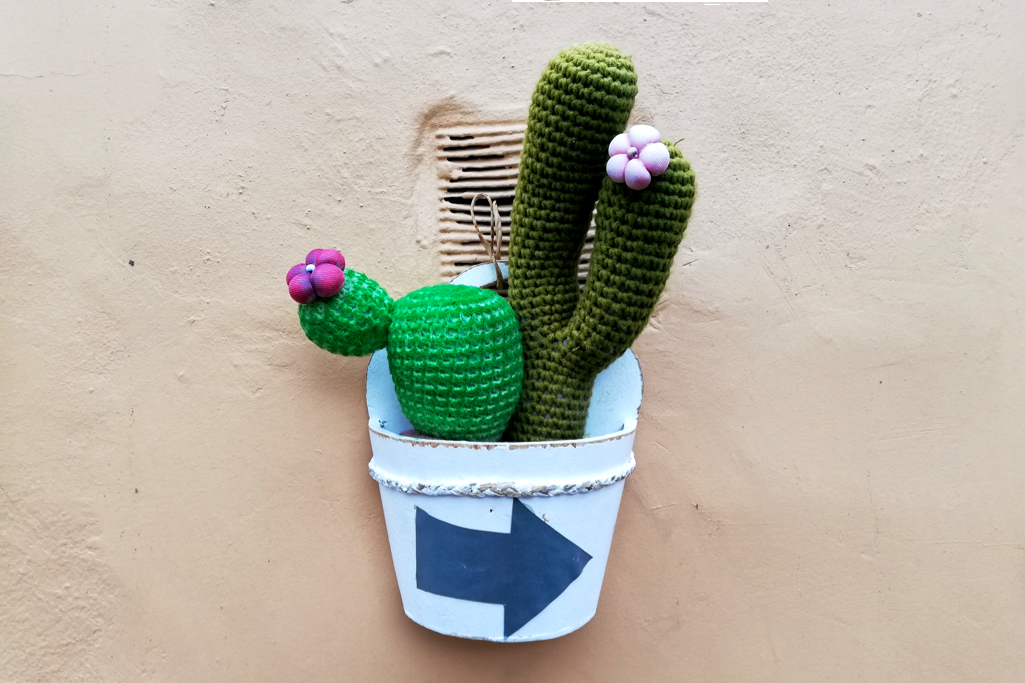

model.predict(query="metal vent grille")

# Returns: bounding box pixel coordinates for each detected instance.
[436,123,595,286]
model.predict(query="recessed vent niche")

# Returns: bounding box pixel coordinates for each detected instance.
[435,123,595,287]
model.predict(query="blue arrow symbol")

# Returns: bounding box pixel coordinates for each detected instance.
[415,499,592,638]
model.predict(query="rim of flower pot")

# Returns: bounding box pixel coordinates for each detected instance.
[367,417,638,450]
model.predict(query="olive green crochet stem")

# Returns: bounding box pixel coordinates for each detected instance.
[506,144,696,442]
[507,44,637,338]
[505,43,638,441]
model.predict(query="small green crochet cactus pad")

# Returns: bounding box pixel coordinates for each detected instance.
[387,284,523,441]
[299,269,393,357]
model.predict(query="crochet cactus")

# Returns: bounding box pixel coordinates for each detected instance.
[291,255,523,442]
[299,270,393,357]
[387,284,523,441]
[505,43,697,442]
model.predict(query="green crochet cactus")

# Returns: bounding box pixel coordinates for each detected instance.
[505,43,697,442]
[298,273,523,442]
[387,284,523,441]
[299,270,393,357]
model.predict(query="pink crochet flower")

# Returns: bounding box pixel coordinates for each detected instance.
[606,125,671,191]
[286,249,345,303]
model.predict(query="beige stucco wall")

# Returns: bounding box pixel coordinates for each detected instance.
[2,0,1024,680]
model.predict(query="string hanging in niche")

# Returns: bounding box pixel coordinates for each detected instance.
[470,193,506,293]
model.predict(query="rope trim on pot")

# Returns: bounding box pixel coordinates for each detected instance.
[368,454,636,498]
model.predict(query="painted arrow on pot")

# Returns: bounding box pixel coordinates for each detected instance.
[415,499,592,638]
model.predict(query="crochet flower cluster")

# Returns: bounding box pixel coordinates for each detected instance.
[286,248,345,303]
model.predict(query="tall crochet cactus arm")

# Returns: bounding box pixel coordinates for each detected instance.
[561,142,695,375]
[508,43,637,339]
[506,145,695,442]
[505,44,696,443]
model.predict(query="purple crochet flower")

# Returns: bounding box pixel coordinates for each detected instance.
[286,249,345,303]
[606,125,671,191]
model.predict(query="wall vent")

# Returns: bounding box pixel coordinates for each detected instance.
[436,123,595,287]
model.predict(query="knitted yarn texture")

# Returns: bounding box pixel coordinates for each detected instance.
[297,270,523,441]
[506,43,696,442]
[299,269,393,357]
[388,284,523,442]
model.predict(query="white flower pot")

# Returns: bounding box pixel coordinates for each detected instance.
[365,264,642,642]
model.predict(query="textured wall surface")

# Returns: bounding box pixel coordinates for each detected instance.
[2,1,1024,681]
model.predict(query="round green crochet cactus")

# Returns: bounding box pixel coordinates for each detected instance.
[506,43,696,442]
[387,284,523,441]
[297,274,523,442]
